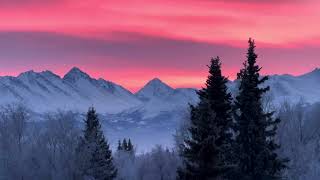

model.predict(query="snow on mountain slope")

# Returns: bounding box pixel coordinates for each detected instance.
[133,78,198,118]
[111,69,320,151]
[0,67,142,113]
[131,68,320,119]
[0,67,319,116]
[265,68,320,105]
[221,69,320,107]
[61,67,141,112]
[0,67,320,152]
[136,78,175,101]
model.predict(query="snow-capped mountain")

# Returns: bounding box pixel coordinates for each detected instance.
[0,67,319,116]
[134,78,197,118]
[265,68,320,105]
[0,67,320,150]
[136,78,176,101]
[0,67,198,116]
[0,67,141,113]
[136,78,197,105]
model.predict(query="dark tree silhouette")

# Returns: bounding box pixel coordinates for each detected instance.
[233,38,288,180]
[177,57,234,180]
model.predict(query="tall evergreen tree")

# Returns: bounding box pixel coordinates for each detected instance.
[201,57,234,166]
[122,139,128,151]
[177,57,234,180]
[76,107,117,180]
[127,139,133,152]
[117,140,123,151]
[233,38,287,180]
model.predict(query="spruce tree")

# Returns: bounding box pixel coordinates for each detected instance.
[201,57,234,167]
[127,139,133,152]
[122,139,128,151]
[177,57,234,180]
[117,140,123,151]
[233,38,287,180]
[76,107,117,180]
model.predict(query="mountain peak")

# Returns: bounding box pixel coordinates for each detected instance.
[299,67,320,79]
[40,70,60,79]
[148,78,165,85]
[136,78,174,101]
[63,67,91,82]
[144,78,172,89]
[312,67,320,73]
[309,67,320,76]
[18,70,38,79]
[19,70,35,75]
[67,67,86,74]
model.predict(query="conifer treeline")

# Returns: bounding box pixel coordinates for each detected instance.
[177,38,288,180]
[117,138,134,152]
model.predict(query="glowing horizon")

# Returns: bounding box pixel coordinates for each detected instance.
[0,0,319,91]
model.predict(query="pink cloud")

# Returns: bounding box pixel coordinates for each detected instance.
[0,0,319,91]
[0,0,319,46]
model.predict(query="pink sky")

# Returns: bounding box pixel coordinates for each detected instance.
[0,0,319,91]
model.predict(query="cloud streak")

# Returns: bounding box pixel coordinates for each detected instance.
[0,0,319,45]
[0,0,319,90]
[0,31,318,91]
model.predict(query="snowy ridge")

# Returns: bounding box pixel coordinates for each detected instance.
[136,78,175,101]
[265,68,320,105]
[0,67,319,116]
[0,67,141,113]
[134,78,197,118]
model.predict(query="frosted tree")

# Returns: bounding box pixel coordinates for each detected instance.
[135,145,179,180]
[0,104,30,180]
[42,110,81,180]
[277,101,320,180]
[115,139,136,180]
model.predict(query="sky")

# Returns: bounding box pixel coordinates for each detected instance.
[0,0,319,91]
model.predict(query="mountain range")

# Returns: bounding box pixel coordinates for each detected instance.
[0,67,319,115]
[0,67,198,114]
[1,67,320,150]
